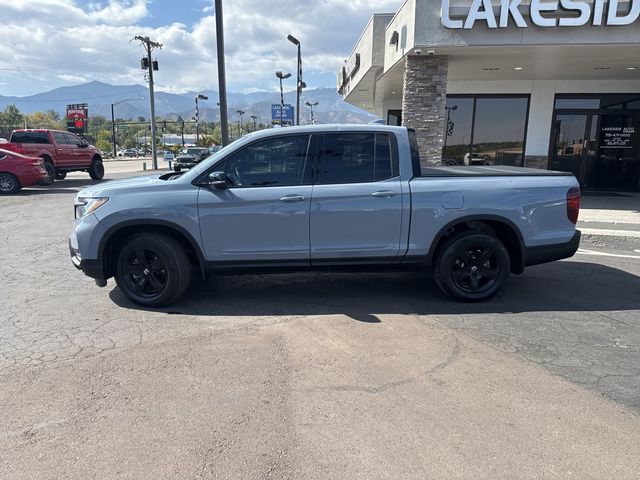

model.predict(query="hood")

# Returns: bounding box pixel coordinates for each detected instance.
[76,174,166,198]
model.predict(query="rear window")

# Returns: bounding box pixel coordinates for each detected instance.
[10,131,51,144]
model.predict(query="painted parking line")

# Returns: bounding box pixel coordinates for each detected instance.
[576,248,640,260]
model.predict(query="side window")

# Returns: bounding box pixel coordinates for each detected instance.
[10,132,50,144]
[223,135,310,187]
[52,132,67,144]
[64,133,82,146]
[315,133,396,185]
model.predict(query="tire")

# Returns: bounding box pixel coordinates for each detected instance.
[89,158,104,180]
[40,161,55,186]
[435,232,510,302]
[115,233,192,307]
[0,172,20,194]
[55,171,67,180]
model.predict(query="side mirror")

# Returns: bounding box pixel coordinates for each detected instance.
[208,171,228,189]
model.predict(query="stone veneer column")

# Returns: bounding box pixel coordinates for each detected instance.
[401,55,448,166]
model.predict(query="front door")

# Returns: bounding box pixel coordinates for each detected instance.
[309,132,403,264]
[198,134,312,265]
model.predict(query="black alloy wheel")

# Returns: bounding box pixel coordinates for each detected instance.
[89,159,105,180]
[435,232,510,302]
[121,247,168,298]
[115,233,192,307]
[0,173,20,194]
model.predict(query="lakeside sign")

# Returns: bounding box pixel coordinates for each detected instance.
[441,0,640,29]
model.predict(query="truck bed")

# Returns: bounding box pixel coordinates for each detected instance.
[421,165,573,177]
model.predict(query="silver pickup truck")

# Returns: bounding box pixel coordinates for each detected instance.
[70,125,581,307]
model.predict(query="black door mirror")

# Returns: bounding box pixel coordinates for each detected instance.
[208,171,228,189]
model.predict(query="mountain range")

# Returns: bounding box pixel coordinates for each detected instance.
[0,81,377,125]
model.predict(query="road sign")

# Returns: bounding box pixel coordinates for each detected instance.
[271,104,294,125]
[117,125,129,130]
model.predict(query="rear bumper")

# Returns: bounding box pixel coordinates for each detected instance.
[524,230,581,267]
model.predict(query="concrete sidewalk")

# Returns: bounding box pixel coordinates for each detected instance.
[578,192,640,238]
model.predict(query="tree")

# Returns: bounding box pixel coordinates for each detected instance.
[24,111,64,129]
[0,104,23,127]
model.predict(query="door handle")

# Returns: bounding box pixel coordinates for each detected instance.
[280,195,305,202]
[371,190,398,197]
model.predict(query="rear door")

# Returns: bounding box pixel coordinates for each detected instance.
[51,131,73,166]
[309,132,403,264]
[198,134,313,265]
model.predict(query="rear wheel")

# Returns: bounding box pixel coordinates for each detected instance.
[115,233,192,307]
[55,171,67,180]
[89,158,104,180]
[40,161,55,185]
[435,232,510,302]
[0,173,20,194]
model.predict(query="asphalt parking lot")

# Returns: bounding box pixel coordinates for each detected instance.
[1,165,639,479]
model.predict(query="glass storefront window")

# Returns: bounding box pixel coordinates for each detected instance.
[555,94,640,110]
[442,95,529,167]
[442,98,473,166]
[472,97,528,166]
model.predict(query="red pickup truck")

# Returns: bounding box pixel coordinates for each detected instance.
[3,129,104,185]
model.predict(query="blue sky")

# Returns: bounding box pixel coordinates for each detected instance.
[0,0,402,97]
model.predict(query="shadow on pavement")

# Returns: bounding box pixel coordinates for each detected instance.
[109,260,640,318]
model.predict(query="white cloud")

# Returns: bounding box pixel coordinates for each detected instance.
[0,0,403,96]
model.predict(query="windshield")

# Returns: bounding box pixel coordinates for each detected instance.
[186,148,206,155]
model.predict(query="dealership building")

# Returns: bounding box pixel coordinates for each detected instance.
[339,0,640,191]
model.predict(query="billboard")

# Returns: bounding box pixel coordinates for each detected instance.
[66,103,88,135]
[271,104,294,126]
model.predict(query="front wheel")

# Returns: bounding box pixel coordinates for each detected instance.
[435,232,510,302]
[0,173,20,194]
[89,158,104,180]
[115,233,192,307]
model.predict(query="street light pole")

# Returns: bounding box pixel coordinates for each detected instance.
[236,110,244,137]
[111,97,142,157]
[275,71,291,126]
[250,115,257,131]
[195,94,208,145]
[287,34,302,126]
[214,0,230,146]
[443,105,457,152]
[304,100,318,125]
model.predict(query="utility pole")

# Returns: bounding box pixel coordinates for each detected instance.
[215,0,230,146]
[250,115,257,131]
[135,35,162,169]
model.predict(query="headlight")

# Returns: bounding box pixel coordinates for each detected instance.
[75,197,109,219]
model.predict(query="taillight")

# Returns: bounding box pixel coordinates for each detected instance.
[566,187,580,224]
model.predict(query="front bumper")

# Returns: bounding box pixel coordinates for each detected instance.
[70,240,105,282]
[524,230,581,267]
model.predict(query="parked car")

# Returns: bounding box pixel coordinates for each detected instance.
[118,149,137,158]
[70,125,580,307]
[0,148,48,194]
[173,147,211,172]
[2,129,103,184]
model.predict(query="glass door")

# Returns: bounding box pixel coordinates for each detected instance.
[585,114,640,190]
[549,114,591,182]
